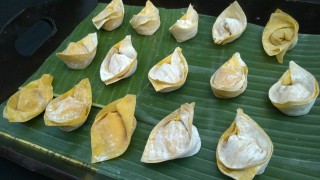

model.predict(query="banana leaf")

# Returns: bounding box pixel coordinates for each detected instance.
[0,3,319,179]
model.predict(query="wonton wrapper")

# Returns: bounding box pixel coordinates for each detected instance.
[130,0,160,35]
[169,4,198,42]
[269,61,319,116]
[91,94,136,163]
[44,78,92,131]
[56,32,98,69]
[92,0,124,31]
[212,1,247,45]
[148,47,188,92]
[262,9,299,64]
[141,102,201,163]
[3,74,53,122]
[100,35,137,85]
[210,52,248,98]
[217,109,273,180]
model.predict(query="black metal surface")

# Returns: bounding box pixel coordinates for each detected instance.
[14,19,56,56]
[0,0,320,178]
[0,0,97,103]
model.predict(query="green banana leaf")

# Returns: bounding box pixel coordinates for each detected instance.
[1,3,320,179]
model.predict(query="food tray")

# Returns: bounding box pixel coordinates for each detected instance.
[0,3,319,179]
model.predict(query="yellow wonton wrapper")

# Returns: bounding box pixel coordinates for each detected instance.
[148,47,188,92]
[269,61,319,116]
[169,4,199,42]
[210,52,248,98]
[217,109,273,180]
[100,35,137,85]
[56,32,98,69]
[141,102,201,163]
[44,78,92,131]
[92,0,124,31]
[212,1,247,45]
[3,74,53,122]
[262,9,299,64]
[91,94,136,163]
[130,0,161,35]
